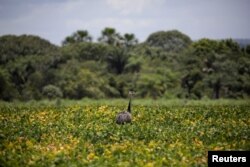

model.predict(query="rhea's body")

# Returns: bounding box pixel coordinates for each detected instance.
[116,111,132,124]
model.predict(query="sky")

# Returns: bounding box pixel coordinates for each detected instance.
[0,0,249,45]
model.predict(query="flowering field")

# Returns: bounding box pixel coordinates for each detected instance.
[0,100,249,166]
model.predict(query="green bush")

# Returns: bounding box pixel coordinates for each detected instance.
[42,85,63,99]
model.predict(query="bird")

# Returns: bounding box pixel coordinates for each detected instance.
[116,91,135,125]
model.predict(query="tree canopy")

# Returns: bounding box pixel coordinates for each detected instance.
[0,29,249,101]
[145,30,192,52]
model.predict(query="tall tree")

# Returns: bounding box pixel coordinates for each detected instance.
[106,48,129,74]
[182,38,247,99]
[0,35,58,64]
[146,30,192,52]
[123,33,138,48]
[62,30,92,46]
[98,27,123,46]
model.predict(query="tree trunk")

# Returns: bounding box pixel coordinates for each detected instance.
[213,79,221,99]
[187,86,191,98]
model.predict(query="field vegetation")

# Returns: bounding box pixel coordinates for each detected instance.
[0,99,249,166]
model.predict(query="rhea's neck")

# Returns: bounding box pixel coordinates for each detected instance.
[127,97,132,113]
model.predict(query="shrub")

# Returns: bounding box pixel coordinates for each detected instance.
[42,85,63,99]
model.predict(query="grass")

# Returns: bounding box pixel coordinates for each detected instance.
[0,99,249,166]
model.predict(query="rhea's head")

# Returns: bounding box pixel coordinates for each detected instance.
[128,90,136,97]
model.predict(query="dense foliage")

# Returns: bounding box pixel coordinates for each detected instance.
[0,100,249,166]
[0,29,250,101]
[145,30,192,52]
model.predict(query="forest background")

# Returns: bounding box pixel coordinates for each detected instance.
[0,28,250,101]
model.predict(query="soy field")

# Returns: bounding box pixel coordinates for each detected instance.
[0,100,249,166]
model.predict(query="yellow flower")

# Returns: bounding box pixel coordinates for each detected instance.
[148,140,156,148]
[6,142,14,149]
[104,149,112,158]
[87,152,95,161]
[26,140,34,148]
[145,162,154,167]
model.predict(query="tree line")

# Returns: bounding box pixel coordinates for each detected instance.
[0,28,250,101]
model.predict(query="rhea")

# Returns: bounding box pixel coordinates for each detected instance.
[116,91,134,124]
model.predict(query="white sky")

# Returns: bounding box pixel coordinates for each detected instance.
[0,0,249,45]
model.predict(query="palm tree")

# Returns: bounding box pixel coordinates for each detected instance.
[123,33,138,47]
[107,48,129,74]
[62,30,92,46]
[98,27,123,46]
[74,30,92,43]
[62,36,75,46]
